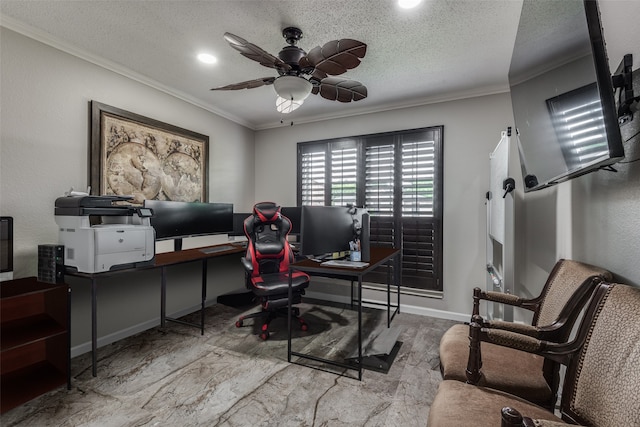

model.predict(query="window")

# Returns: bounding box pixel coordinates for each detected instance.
[297,126,443,292]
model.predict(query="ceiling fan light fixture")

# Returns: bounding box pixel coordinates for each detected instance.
[276,96,303,114]
[273,75,312,102]
[398,0,422,9]
[197,53,217,64]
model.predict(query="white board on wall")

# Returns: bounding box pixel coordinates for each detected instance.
[489,131,509,244]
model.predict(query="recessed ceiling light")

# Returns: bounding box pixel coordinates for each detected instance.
[398,0,422,9]
[197,53,217,64]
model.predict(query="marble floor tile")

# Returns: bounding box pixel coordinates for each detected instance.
[1,300,458,427]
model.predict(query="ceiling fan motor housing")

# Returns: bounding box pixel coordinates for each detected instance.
[279,46,307,71]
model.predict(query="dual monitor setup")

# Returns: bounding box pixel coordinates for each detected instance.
[143,200,370,260]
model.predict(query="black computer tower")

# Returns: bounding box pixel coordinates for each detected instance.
[38,244,65,284]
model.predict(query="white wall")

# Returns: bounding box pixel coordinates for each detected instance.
[254,93,514,318]
[0,28,255,352]
[516,0,640,298]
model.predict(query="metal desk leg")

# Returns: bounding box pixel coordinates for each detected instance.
[200,260,207,335]
[358,275,363,381]
[67,286,72,388]
[91,277,97,377]
[397,253,401,314]
[287,271,293,362]
[160,267,167,328]
[387,260,391,327]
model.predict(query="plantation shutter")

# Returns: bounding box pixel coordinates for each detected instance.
[365,142,395,250]
[400,132,440,289]
[330,143,357,207]
[297,126,443,292]
[299,145,326,206]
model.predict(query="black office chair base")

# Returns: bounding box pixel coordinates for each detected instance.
[236,306,308,340]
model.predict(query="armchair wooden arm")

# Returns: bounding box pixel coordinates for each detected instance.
[472,287,540,317]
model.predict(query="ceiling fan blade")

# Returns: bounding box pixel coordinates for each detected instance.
[223,32,291,72]
[210,77,276,91]
[313,77,367,102]
[300,39,367,76]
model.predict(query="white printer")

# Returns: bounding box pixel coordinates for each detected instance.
[55,195,155,273]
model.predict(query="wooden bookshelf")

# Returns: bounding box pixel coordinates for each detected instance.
[1,277,69,414]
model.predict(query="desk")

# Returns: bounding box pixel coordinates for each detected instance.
[65,243,245,377]
[287,246,400,380]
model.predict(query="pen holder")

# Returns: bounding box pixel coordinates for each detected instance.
[350,251,362,262]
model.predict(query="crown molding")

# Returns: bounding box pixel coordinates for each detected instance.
[0,15,255,129]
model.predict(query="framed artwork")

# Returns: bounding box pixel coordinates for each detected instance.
[90,101,209,204]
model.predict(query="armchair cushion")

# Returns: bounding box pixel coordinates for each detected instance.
[427,380,562,427]
[440,324,551,403]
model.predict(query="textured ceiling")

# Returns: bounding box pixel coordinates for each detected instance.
[0,0,523,130]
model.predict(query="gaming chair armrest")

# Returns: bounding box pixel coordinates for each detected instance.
[240,257,253,273]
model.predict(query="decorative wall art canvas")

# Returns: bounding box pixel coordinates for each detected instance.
[90,101,209,204]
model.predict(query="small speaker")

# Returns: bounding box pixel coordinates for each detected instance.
[361,213,370,262]
[38,244,64,284]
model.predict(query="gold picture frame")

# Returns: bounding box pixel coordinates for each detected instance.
[90,101,208,204]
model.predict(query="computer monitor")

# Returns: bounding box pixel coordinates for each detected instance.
[230,212,251,237]
[280,206,301,235]
[143,200,233,251]
[299,206,368,258]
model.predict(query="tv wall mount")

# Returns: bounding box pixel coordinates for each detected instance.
[612,53,639,125]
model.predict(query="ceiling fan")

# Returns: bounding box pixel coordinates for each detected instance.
[211,27,367,113]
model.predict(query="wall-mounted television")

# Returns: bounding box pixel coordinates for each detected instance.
[143,200,233,250]
[509,0,625,192]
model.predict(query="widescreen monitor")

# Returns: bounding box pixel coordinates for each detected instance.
[144,200,233,250]
[299,206,368,258]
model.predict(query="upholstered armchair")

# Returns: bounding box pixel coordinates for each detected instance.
[429,282,640,427]
[439,259,612,409]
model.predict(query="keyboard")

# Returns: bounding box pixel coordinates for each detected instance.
[320,260,370,268]
[200,245,235,254]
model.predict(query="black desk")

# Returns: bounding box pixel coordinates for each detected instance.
[65,243,245,377]
[287,246,401,380]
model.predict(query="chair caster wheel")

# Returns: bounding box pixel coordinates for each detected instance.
[235,320,243,328]
[259,331,270,340]
[299,318,308,331]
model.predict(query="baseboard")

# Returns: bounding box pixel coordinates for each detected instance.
[305,290,468,323]
[71,291,468,358]
[70,302,215,358]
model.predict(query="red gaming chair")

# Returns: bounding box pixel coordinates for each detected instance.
[235,202,310,340]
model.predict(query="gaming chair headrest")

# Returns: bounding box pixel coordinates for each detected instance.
[253,202,280,223]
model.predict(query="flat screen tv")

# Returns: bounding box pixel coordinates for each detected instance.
[143,200,233,250]
[509,0,624,192]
